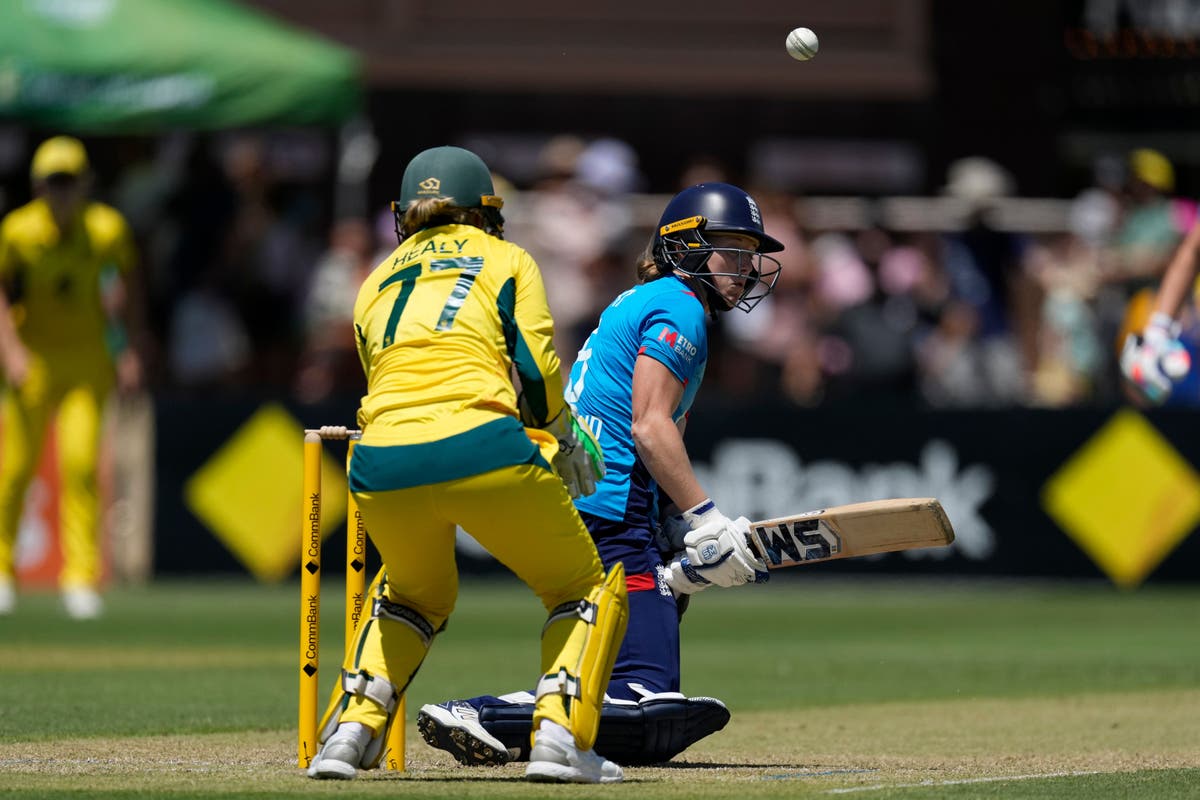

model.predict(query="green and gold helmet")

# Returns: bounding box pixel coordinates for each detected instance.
[398,146,503,211]
[393,145,505,240]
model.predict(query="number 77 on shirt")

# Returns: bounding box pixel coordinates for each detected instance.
[744,497,955,569]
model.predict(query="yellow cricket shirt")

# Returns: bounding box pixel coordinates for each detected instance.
[350,223,567,489]
[0,198,135,360]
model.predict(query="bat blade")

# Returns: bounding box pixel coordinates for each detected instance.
[746,497,955,570]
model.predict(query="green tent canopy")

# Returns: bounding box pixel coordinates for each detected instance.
[0,0,361,132]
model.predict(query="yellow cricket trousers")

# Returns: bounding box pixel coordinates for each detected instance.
[339,457,605,732]
[0,350,111,588]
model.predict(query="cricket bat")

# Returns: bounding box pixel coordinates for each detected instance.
[745,497,954,569]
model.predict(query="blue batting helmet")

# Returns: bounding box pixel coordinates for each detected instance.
[653,183,784,312]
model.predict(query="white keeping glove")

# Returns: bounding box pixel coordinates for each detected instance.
[544,408,605,498]
[1121,312,1191,405]
[663,504,769,594]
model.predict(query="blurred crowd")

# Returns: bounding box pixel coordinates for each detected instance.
[5,131,1195,409]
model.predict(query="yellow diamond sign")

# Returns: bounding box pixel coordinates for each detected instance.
[185,404,348,582]
[1043,408,1200,589]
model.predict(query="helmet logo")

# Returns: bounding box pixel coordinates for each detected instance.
[417,177,441,195]
[660,215,704,236]
[746,196,762,226]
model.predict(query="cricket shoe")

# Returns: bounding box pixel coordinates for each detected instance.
[525,721,623,784]
[307,730,365,780]
[418,701,511,766]
[62,586,103,620]
[0,579,14,616]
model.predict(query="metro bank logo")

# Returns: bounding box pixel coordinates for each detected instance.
[657,326,698,361]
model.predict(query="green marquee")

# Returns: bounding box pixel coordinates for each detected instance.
[0,0,361,132]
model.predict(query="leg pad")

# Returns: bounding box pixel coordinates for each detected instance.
[480,695,730,765]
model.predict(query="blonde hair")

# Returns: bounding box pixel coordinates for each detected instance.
[635,238,668,283]
[397,197,491,239]
[637,234,714,314]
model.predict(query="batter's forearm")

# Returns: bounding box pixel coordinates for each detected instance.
[632,415,706,511]
[1154,222,1200,319]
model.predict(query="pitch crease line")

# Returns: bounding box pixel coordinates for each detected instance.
[826,770,1102,793]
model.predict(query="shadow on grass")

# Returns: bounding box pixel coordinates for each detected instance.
[369,775,655,783]
[654,761,833,770]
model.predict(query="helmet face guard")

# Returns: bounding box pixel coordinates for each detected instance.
[652,183,784,313]
[655,215,782,313]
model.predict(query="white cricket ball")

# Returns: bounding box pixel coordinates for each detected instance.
[786,27,819,61]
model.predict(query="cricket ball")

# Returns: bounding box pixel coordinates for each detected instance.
[786,27,819,61]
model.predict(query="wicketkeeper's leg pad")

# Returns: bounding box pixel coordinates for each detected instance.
[534,563,629,751]
[315,588,441,769]
[316,666,402,768]
[479,694,731,765]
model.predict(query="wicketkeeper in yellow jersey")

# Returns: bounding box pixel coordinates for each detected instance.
[306,146,629,784]
[0,136,142,620]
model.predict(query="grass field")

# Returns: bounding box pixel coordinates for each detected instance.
[1,575,1199,798]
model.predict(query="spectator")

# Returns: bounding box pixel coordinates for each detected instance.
[295,217,375,402]
[719,186,820,401]
[166,264,251,388]
[934,156,1031,404]
[507,136,641,365]
[1022,189,1112,405]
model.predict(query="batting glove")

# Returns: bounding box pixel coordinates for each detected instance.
[1121,312,1191,405]
[653,498,717,555]
[544,408,605,498]
[664,509,769,594]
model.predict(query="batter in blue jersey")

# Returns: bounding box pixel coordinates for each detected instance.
[570,278,708,537]
[419,183,785,767]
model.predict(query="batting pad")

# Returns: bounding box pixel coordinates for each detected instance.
[480,695,730,764]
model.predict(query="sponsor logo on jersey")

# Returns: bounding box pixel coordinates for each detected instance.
[657,326,698,361]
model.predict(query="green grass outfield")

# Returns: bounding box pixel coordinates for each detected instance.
[1,576,1198,798]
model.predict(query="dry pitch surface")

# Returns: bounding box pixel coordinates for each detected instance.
[3,691,1198,798]
[2,579,1198,798]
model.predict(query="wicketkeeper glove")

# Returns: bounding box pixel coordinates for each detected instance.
[662,501,769,594]
[544,408,605,498]
[1120,312,1191,405]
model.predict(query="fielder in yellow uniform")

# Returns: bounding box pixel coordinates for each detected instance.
[306,145,628,784]
[0,136,141,620]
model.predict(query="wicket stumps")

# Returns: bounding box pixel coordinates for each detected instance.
[298,426,406,770]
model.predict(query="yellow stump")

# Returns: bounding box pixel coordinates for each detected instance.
[345,438,366,652]
[298,432,323,768]
[386,695,407,770]
[345,437,406,771]
[299,428,406,771]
